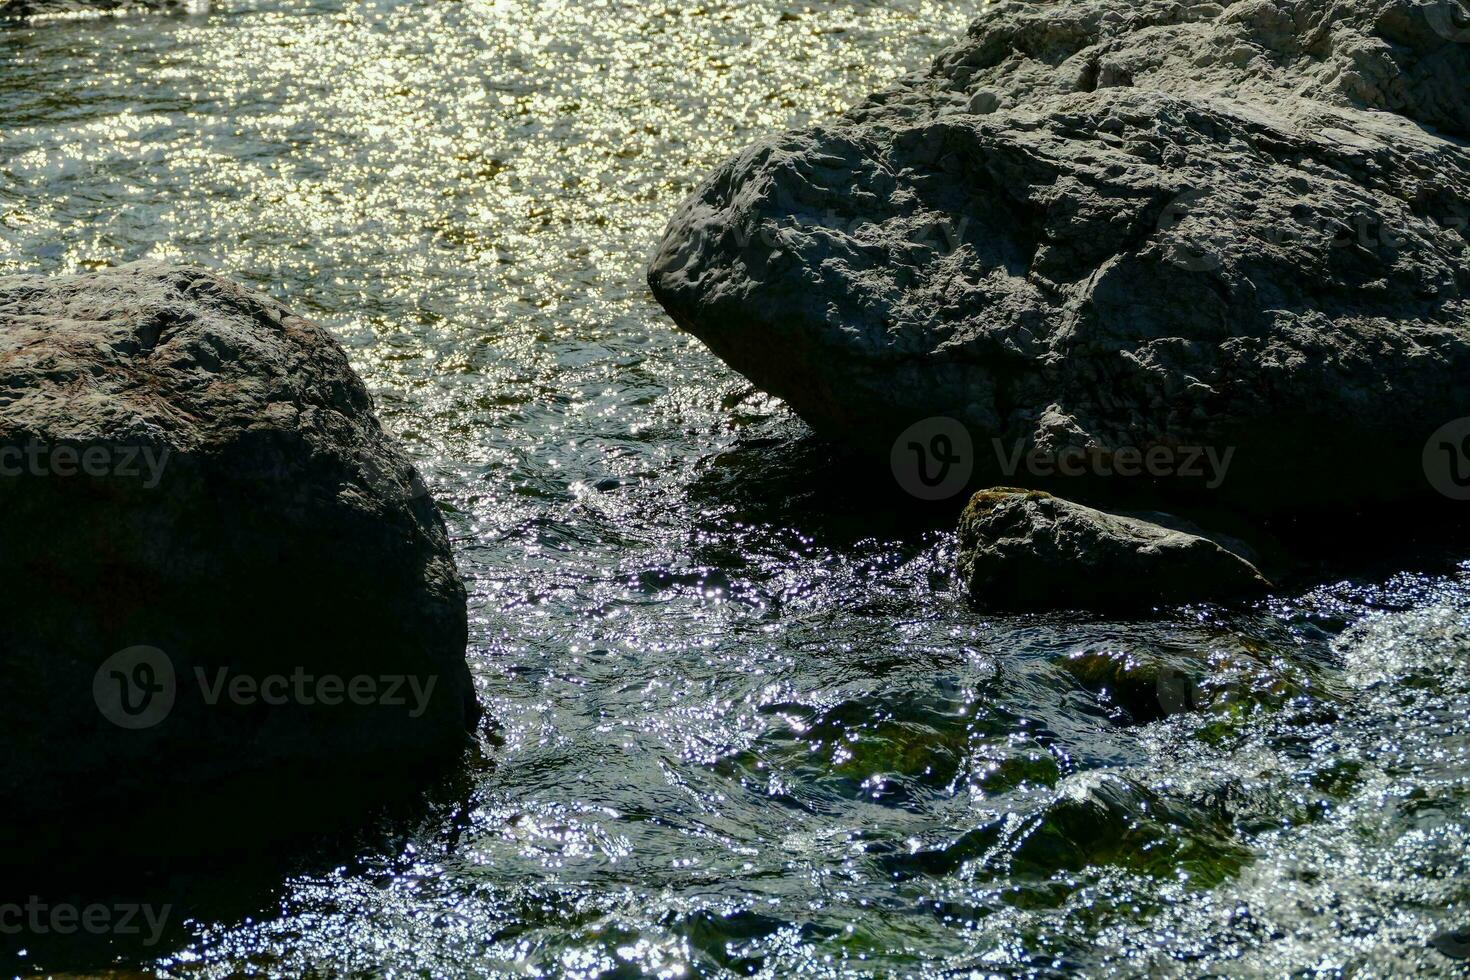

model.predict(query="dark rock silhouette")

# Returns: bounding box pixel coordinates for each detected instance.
[0,263,478,844]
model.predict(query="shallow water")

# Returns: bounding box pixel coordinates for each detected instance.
[3,1,1470,976]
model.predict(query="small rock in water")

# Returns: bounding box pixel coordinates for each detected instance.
[1059,644,1295,723]
[956,489,1270,611]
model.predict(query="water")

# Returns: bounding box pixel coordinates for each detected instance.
[3,1,1470,976]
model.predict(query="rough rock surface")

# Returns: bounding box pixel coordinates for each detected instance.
[957,489,1271,609]
[0,263,477,836]
[650,0,1470,512]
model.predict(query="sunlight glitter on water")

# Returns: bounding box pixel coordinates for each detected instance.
[3,0,1470,976]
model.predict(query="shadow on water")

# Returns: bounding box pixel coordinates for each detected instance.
[0,744,493,975]
[688,424,973,538]
[693,417,1470,599]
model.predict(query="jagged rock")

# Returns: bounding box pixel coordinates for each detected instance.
[650,0,1470,512]
[0,263,478,845]
[957,489,1270,609]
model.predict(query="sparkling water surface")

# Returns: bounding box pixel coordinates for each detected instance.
[3,1,1469,976]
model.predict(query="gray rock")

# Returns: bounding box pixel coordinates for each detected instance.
[957,489,1271,609]
[0,263,478,838]
[650,0,1470,512]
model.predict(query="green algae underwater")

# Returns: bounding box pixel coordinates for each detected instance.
[2,0,1469,975]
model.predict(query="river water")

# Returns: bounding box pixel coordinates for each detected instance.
[3,1,1469,976]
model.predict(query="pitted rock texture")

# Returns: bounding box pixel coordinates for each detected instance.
[650,0,1470,512]
[957,489,1271,609]
[0,263,477,836]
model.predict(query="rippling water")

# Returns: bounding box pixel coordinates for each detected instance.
[4,1,1470,976]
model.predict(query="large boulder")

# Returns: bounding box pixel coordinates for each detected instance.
[0,263,478,846]
[957,489,1271,609]
[650,0,1470,513]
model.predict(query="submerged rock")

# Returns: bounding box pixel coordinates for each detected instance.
[650,0,1470,512]
[957,489,1270,610]
[0,263,478,842]
[1059,643,1297,723]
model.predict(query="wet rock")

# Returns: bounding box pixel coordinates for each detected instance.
[957,489,1270,610]
[1007,771,1250,882]
[649,0,1470,513]
[1059,643,1295,723]
[0,263,478,844]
